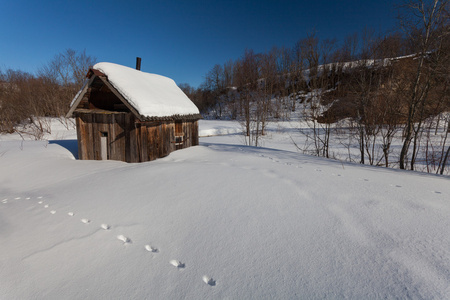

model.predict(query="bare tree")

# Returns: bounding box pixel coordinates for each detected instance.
[275,46,292,119]
[398,0,450,170]
[39,48,96,89]
[233,49,261,144]
[297,34,338,158]
[440,118,450,174]
[0,49,96,137]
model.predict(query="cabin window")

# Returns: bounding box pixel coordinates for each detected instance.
[175,136,184,145]
[100,132,108,160]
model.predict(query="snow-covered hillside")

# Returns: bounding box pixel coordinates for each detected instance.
[0,120,449,299]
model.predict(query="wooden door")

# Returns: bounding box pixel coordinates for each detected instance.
[100,132,108,160]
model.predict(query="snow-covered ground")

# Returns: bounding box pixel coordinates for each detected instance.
[0,120,449,299]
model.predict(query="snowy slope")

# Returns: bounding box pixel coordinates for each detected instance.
[0,121,449,299]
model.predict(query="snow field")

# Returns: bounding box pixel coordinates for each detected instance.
[0,120,449,299]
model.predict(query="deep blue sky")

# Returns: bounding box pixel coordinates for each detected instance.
[0,0,398,87]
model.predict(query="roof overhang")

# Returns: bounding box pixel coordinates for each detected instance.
[66,71,202,122]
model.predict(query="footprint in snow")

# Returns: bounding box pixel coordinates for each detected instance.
[2,199,8,204]
[68,212,74,217]
[38,201,43,204]
[169,260,185,268]
[202,275,216,286]
[15,197,21,200]
[81,218,90,224]
[117,235,131,244]
[145,245,158,253]
[50,210,56,214]
[44,204,49,208]
[389,184,402,188]
[37,196,43,199]
[101,224,111,230]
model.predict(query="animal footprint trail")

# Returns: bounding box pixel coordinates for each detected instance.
[3,195,218,288]
[6,193,206,284]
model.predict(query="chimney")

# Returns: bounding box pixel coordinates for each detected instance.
[136,57,142,71]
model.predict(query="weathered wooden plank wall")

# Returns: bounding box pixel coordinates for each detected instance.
[75,116,86,160]
[192,120,199,146]
[75,112,199,163]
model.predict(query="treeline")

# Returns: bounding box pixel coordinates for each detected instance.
[0,49,96,137]
[183,31,412,118]
[181,0,450,173]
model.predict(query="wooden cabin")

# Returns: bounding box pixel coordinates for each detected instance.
[66,62,202,163]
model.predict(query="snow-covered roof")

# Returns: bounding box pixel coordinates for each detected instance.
[69,62,200,120]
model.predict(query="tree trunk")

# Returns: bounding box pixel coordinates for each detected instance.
[440,145,450,175]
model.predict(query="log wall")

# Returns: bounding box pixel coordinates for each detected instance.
[75,111,199,163]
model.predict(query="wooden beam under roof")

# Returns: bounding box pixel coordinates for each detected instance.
[97,76,143,121]
[66,75,96,118]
